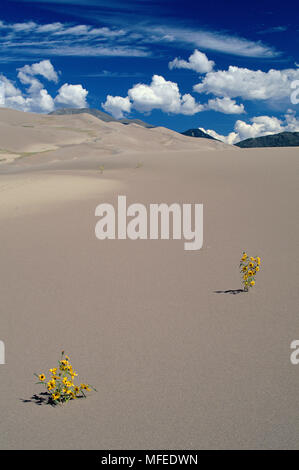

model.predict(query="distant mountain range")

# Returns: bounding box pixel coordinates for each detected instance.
[182,129,299,147]
[49,107,155,128]
[235,131,299,148]
[49,109,299,148]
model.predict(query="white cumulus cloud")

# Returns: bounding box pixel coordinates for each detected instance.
[207,96,245,114]
[102,74,249,118]
[31,88,55,113]
[13,59,59,111]
[0,59,88,113]
[18,59,59,83]
[194,66,299,102]
[54,83,88,108]
[128,75,190,113]
[179,93,204,115]
[169,49,214,74]
[0,74,55,113]
[102,95,132,119]
[200,111,299,144]
[102,75,204,118]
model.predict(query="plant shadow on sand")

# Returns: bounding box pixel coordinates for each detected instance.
[21,392,85,406]
[214,289,245,295]
[20,392,56,406]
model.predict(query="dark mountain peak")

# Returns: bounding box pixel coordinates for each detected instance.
[181,128,217,140]
[235,131,299,148]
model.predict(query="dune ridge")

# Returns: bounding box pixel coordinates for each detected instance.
[0,108,234,168]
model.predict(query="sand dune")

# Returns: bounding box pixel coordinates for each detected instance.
[0,108,298,449]
[0,108,233,168]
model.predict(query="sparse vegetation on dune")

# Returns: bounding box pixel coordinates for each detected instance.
[240,252,261,292]
[35,351,96,405]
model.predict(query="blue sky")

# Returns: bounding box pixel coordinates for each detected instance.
[0,0,298,142]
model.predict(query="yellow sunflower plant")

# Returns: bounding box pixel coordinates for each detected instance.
[34,351,96,405]
[240,252,261,292]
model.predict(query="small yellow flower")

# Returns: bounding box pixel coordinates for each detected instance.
[81,383,91,391]
[241,252,261,291]
[47,382,54,391]
[60,359,69,370]
[36,352,95,404]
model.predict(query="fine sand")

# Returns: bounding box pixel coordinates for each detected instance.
[0,108,298,449]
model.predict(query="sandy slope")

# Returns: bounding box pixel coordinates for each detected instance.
[0,107,232,168]
[0,109,298,449]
